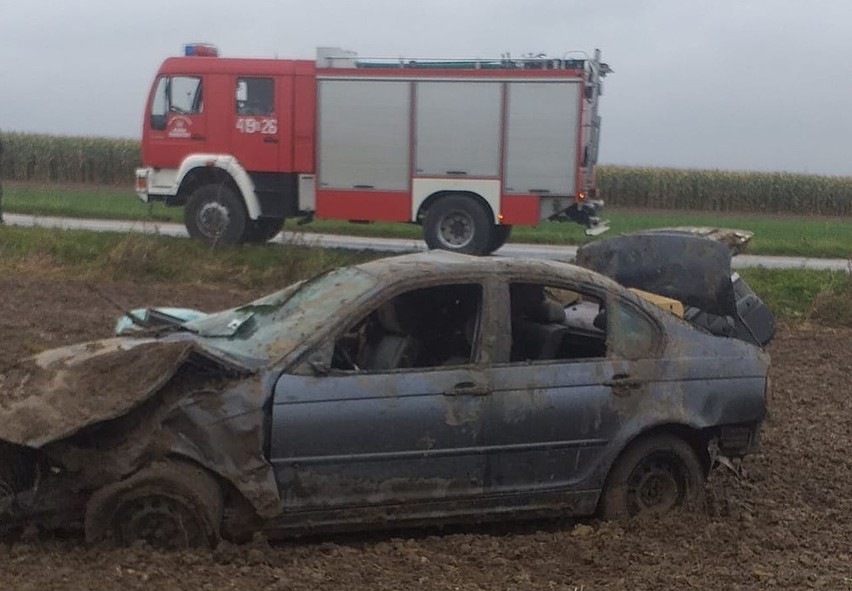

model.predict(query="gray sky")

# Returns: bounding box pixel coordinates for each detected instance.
[2,0,851,175]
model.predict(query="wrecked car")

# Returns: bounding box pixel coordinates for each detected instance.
[0,250,770,548]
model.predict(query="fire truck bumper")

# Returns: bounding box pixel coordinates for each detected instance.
[551,200,610,236]
[584,219,611,236]
[134,168,151,202]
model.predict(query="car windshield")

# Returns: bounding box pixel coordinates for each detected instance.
[184,266,378,365]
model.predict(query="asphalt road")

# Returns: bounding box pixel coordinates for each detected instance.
[4,213,849,270]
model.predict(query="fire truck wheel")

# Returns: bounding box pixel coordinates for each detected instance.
[185,185,248,244]
[243,218,284,243]
[424,195,494,255]
[488,225,512,253]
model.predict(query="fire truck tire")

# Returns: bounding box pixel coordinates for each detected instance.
[488,225,512,253]
[243,218,284,243]
[423,195,494,255]
[184,185,248,245]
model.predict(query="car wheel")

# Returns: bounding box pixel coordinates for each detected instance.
[243,217,284,243]
[85,460,224,549]
[423,195,494,255]
[487,224,512,253]
[0,445,37,540]
[601,434,705,518]
[184,184,247,244]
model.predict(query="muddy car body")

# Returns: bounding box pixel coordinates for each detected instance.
[0,251,769,546]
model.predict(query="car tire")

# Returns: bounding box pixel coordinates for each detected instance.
[423,195,494,255]
[85,460,224,549]
[243,217,284,243]
[487,224,512,253]
[600,434,705,519]
[0,444,38,540]
[184,184,247,245]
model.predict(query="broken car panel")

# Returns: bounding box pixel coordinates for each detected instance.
[0,249,770,546]
[575,229,776,346]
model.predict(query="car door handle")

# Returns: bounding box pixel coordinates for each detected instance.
[603,374,644,389]
[444,382,489,396]
[264,137,279,144]
[190,134,205,141]
[604,374,643,398]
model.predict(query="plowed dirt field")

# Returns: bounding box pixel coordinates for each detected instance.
[1,275,849,591]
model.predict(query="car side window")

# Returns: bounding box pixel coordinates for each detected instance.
[508,282,607,363]
[331,283,482,372]
[607,297,659,360]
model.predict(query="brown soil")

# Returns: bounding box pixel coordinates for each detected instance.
[0,276,850,590]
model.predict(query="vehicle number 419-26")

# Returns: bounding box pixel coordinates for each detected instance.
[236,117,278,134]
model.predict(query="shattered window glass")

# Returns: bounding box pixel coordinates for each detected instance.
[607,298,657,360]
[186,267,378,364]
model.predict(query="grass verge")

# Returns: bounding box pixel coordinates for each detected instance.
[1,224,849,326]
[4,183,851,259]
[0,225,378,291]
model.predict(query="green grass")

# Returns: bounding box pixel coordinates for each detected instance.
[1,223,849,326]
[4,182,851,258]
[739,266,852,324]
[3,183,181,222]
[0,224,377,290]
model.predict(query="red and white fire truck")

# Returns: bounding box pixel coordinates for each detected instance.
[135,45,612,254]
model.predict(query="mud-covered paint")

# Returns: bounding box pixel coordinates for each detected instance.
[0,250,770,539]
[0,339,193,447]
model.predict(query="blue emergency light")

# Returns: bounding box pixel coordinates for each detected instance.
[184,43,219,57]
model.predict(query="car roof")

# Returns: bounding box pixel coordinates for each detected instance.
[353,251,623,291]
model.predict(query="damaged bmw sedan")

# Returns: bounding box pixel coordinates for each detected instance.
[0,247,770,548]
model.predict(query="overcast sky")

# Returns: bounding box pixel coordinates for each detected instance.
[2,0,851,175]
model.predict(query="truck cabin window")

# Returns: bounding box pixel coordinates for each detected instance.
[236,77,274,115]
[149,76,203,130]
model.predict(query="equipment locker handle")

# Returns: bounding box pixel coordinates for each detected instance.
[264,137,279,144]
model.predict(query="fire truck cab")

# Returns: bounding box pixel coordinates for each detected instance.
[136,45,611,254]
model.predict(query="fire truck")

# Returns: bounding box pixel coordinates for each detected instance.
[135,45,612,254]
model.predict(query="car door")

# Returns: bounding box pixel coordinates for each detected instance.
[479,279,663,511]
[268,281,494,513]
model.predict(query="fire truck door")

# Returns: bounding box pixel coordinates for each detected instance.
[147,75,208,168]
[232,76,281,172]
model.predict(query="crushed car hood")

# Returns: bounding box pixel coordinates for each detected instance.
[0,338,196,448]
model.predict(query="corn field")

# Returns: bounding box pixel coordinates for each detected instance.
[598,165,852,216]
[1,132,851,215]
[0,131,139,186]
